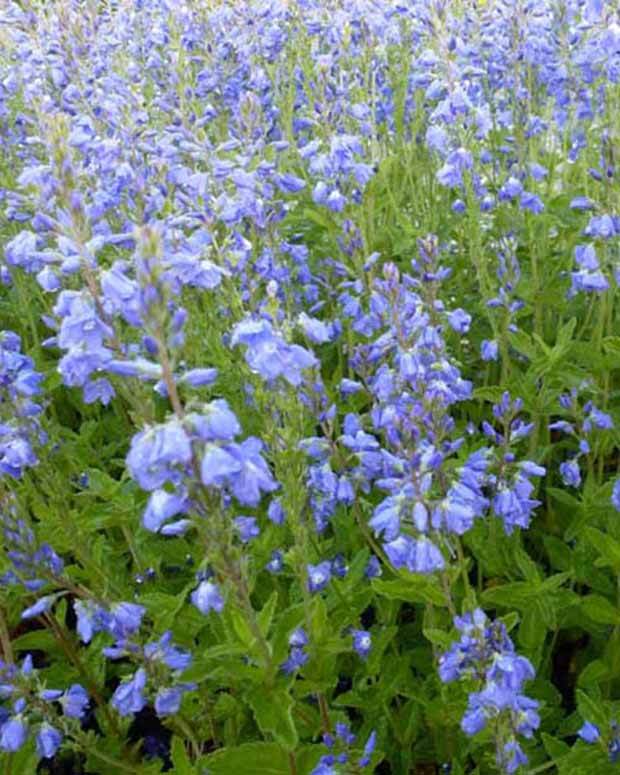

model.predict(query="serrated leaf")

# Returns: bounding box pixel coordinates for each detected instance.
[584,527,620,572]
[201,743,289,775]
[247,688,298,750]
[576,689,609,730]
[578,659,609,687]
[258,591,278,637]
[422,627,453,648]
[171,737,195,775]
[581,595,620,625]
[542,732,570,760]
[372,576,445,606]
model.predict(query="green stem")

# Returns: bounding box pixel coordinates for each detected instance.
[0,606,13,664]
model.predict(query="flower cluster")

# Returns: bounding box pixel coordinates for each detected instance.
[0,655,88,759]
[0,332,45,478]
[311,723,377,774]
[549,388,613,489]
[439,610,540,773]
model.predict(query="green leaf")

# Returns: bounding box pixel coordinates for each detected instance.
[576,689,609,730]
[481,582,532,609]
[543,536,574,572]
[201,743,289,775]
[227,607,255,647]
[508,330,537,360]
[519,603,548,651]
[372,576,445,606]
[578,660,609,687]
[422,628,453,649]
[581,595,620,625]
[171,737,196,775]
[584,527,620,572]
[541,732,570,760]
[258,591,278,637]
[247,688,298,750]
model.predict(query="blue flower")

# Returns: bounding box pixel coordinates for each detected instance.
[143,489,188,533]
[111,668,147,717]
[191,580,224,615]
[179,368,219,388]
[520,191,544,214]
[448,308,472,333]
[35,723,62,759]
[127,421,192,491]
[369,494,403,541]
[21,594,55,620]
[56,293,113,351]
[559,460,581,488]
[275,173,306,194]
[189,400,241,441]
[502,740,528,774]
[109,603,145,639]
[365,556,382,578]
[234,516,260,543]
[298,312,334,344]
[267,498,285,524]
[200,444,242,485]
[154,687,184,717]
[578,721,600,743]
[60,685,89,719]
[412,537,445,573]
[352,629,372,659]
[281,647,309,675]
[144,632,192,671]
[201,437,277,506]
[307,561,332,593]
[585,214,617,239]
[575,245,599,270]
[481,340,499,362]
[383,535,415,571]
[311,761,337,775]
[289,628,308,648]
[570,196,595,211]
[74,600,107,643]
[0,716,28,752]
[232,318,317,386]
[266,550,283,573]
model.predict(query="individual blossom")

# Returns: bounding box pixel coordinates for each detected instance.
[307,561,332,593]
[111,668,148,717]
[281,627,309,675]
[231,317,317,387]
[481,339,499,362]
[351,629,372,659]
[191,580,225,615]
[559,460,581,488]
[126,421,192,492]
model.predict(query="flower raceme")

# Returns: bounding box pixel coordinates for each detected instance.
[0,655,89,759]
[126,399,278,536]
[440,610,540,773]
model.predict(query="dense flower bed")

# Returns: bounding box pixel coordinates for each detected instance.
[1,0,620,772]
